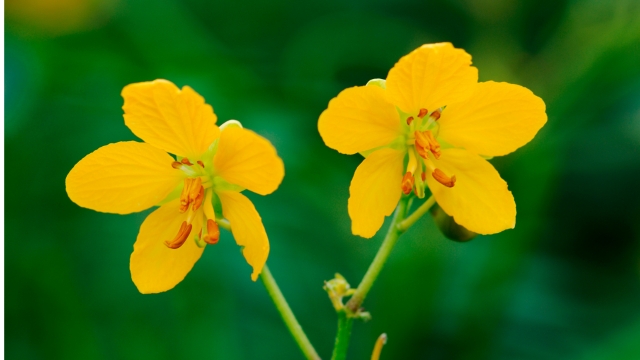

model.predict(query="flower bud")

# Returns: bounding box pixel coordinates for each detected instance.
[430,204,477,242]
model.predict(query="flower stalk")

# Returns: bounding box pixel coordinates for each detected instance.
[330,311,354,360]
[218,219,320,360]
[261,265,321,360]
[330,195,435,359]
[344,196,411,314]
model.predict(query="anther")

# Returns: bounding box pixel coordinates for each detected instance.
[430,109,441,121]
[181,158,193,165]
[179,179,193,212]
[164,221,193,249]
[421,172,426,181]
[414,131,441,159]
[432,169,456,188]
[401,172,415,195]
[203,219,220,245]
[192,186,205,211]
[406,116,414,125]
[418,108,429,118]
[197,160,205,168]
[171,161,182,169]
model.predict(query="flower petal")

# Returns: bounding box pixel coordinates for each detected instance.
[122,79,220,159]
[348,148,405,238]
[425,148,516,235]
[386,43,478,114]
[130,200,205,294]
[213,126,284,195]
[438,81,547,157]
[66,141,183,214]
[217,191,269,281]
[318,85,403,154]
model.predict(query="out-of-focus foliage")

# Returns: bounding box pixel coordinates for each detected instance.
[5,0,640,359]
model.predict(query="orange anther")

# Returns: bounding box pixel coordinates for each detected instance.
[414,131,441,159]
[179,179,193,212]
[418,108,429,118]
[171,161,182,169]
[179,178,203,213]
[430,109,441,121]
[421,172,426,181]
[406,116,414,125]
[192,186,205,211]
[164,221,193,249]
[415,144,429,159]
[401,172,414,195]
[188,177,202,202]
[432,169,456,188]
[203,219,220,245]
[197,160,205,168]
[181,158,193,165]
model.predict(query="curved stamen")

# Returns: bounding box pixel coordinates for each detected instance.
[203,219,220,245]
[432,168,456,187]
[164,221,192,249]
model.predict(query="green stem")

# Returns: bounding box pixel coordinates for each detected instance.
[330,311,353,360]
[344,196,410,314]
[396,195,435,233]
[331,195,436,359]
[261,266,321,360]
[217,219,320,360]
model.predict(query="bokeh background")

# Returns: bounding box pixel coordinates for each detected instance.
[5,0,640,359]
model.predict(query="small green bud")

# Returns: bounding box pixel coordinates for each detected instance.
[324,273,356,312]
[430,204,477,242]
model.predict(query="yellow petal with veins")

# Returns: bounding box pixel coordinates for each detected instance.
[213,126,284,196]
[425,148,516,235]
[66,141,184,214]
[438,81,547,157]
[217,191,269,281]
[386,43,478,114]
[122,79,220,159]
[318,85,402,155]
[348,148,405,238]
[130,199,205,294]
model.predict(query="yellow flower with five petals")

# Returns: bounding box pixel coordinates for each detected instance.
[318,43,546,238]
[66,79,284,293]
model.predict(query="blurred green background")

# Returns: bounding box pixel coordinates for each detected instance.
[5,0,640,359]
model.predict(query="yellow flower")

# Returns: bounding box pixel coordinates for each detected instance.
[318,43,546,238]
[66,79,284,293]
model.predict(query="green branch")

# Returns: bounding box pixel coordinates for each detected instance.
[218,218,321,360]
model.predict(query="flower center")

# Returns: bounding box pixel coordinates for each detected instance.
[401,108,456,197]
[165,157,220,249]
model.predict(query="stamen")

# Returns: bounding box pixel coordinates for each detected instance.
[181,158,193,166]
[414,131,441,159]
[406,116,414,126]
[432,168,456,188]
[197,160,205,168]
[192,186,205,211]
[430,109,441,121]
[171,161,182,169]
[203,219,220,245]
[179,179,194,213]
[188,177,203,203]
[418,108,429,118]
[401,172,414,195]
[164,221,193,249]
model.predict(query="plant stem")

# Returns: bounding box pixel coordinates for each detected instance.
[331,195,436,359]
[396,195,435,233]
[330,311,353,360]
[217,219,320,360]
[344,196,410,314]
[261,265,322,360]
